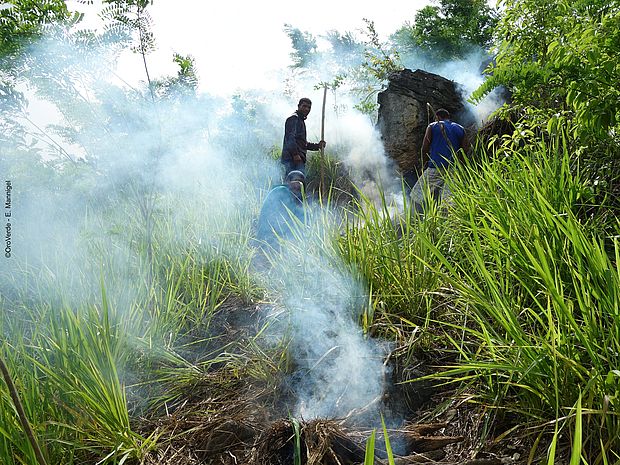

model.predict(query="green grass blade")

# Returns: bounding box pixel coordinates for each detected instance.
[381,415,395,465]
[364,429,376,465]
[570,393,582,465]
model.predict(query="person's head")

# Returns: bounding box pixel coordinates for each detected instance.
[297,98,312,118]
[285,170,305,195]
[435,109,450,121]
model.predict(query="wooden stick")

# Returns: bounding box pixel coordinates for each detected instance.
[320,84,327,197]
[0,356,48,465]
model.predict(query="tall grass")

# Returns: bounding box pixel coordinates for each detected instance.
[3,125,618,464]
[402,131,620,460]
[338,185,445,334]
[326,126,620,460]
[0,300,154,464]
[0,187,266,464]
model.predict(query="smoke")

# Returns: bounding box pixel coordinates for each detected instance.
[400,47,504,124]
[0,34,276,310]
[270,65,405,211]
[252,87,395,422]
[329,109,403,208]
[1,24,398,425]
[282,23,504,128]
[263,219,387,421]
[1,14,504,427]
[276,25,505,215]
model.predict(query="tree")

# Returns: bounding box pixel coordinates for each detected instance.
[99,0,157,98]
[0,0,73,57]
[284,24,317,68]
[342,19,402,116]
[392,0,498,60]
[0,1,82,171]
[152,53,199,98]
[323,30,364,66]
[472,0,619,142]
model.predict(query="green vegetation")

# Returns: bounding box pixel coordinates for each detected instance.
[6,125,619,462]
[362,416,395,464]
[0,187,267,464]
[392,0,498,60]
[473,0,620,147]
[0,0,72,56]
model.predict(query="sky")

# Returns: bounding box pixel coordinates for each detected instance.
[66,0,429,95]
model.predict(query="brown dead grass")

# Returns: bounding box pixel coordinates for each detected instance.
[135,298,531,465]
[253,418,365,465]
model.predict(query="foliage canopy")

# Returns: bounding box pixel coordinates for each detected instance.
[0,0,73,56]
[473,0,620,143]
[392,0,498,60]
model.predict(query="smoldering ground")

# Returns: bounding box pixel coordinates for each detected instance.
[257,214,389,422]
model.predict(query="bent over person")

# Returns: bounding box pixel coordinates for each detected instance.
[281,98,326,175]
[410,108,468,213]
[256,170,307,252]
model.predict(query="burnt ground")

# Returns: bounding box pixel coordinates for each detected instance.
[136,297,554,465]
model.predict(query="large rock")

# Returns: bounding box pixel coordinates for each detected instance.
[377,69,470,174]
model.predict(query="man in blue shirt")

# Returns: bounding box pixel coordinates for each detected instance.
[410,108,468,213]
[256,170,307,252]
[281,98,326,175]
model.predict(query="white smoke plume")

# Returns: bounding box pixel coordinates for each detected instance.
[1,15,502,428]
[1,26,396,425]
[328,109,403,209]
[263,222,388,421]
[1,34,277,310]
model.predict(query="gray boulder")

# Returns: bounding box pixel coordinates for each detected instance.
[377,68,471,175]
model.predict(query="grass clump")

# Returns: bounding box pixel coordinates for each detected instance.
[2,117,619,463]
[411,130,619,460]
[0,186,270,464]
[338,189,445,332]
[330,123,619,460]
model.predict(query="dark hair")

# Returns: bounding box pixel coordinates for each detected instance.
[298,97,312,106]
[435,108,450,119]
[286,170,306,183]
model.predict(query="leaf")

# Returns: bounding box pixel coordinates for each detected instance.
[364,429,376,465]
[569,393,582,465]
[381,415,395,465]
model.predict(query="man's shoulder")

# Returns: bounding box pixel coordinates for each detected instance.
[262,185,288,206]
[268,184,289,195]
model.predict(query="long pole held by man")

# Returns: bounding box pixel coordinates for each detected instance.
[320,84,327,197]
